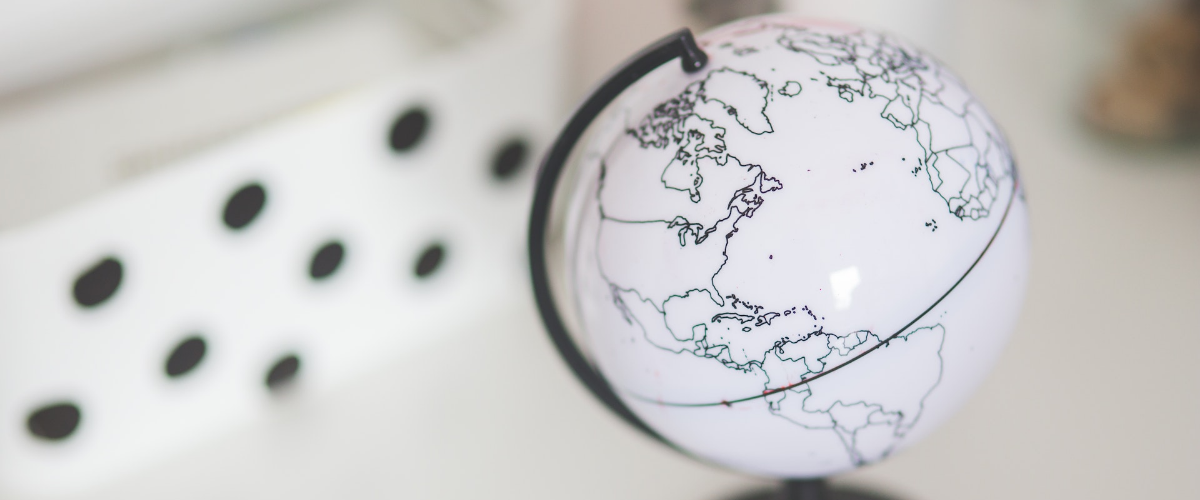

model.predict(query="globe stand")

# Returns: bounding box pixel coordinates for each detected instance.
[532,20,1022,500]
[730,479,901,500]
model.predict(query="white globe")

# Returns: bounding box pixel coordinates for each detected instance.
[555,15,1029,478]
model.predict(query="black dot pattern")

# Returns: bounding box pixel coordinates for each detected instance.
[388,107,429,152]
[266,354,300,391]
[73,257,123,308]
[223,183,266,230]
[491,138,530,180]
[165,336,207,378]
[27,402,81,441]
[309,241,345,280]
[414,243,445,279]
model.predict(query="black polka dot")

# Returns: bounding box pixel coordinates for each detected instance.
[491,138,530,180]
[27,402,81,441]
[223,183,267,230]
[309,241,345,280]
[414,242,445,279]
[388,107,429,152]
[265,354,300,391]
[73,257,123,308]
[165,336,207,378]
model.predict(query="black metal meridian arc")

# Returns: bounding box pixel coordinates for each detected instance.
[528,29,708,446]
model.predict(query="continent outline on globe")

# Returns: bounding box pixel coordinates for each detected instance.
[540,13,1027,477]
[563,17,1027,477]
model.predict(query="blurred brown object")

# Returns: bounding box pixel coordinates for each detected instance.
[688,0,779,27]
[1085,1,1200,141]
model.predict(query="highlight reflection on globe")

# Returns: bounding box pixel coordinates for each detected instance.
[555,16,1030,478]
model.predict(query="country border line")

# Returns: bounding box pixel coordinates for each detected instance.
[626,177,1021,408]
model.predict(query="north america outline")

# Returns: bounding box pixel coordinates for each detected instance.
[573,20,1020,474]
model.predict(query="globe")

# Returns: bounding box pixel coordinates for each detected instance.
[533,15,1029,479]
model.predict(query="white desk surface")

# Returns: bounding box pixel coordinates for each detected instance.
[52,1,1200,499]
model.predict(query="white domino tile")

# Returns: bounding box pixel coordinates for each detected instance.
[0,0,565,496]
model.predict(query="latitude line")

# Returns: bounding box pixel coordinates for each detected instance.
[626,177,1021,409]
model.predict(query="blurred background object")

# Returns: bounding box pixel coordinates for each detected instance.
[0,0,564,496]
[687,0,780,26]
[0,0,1197,499]
[0,0,517,229]
[0,0,332,97]
[1084,0,1200,141]
[780,0,957,60]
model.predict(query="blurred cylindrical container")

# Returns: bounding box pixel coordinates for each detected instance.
[781,0,957,61]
